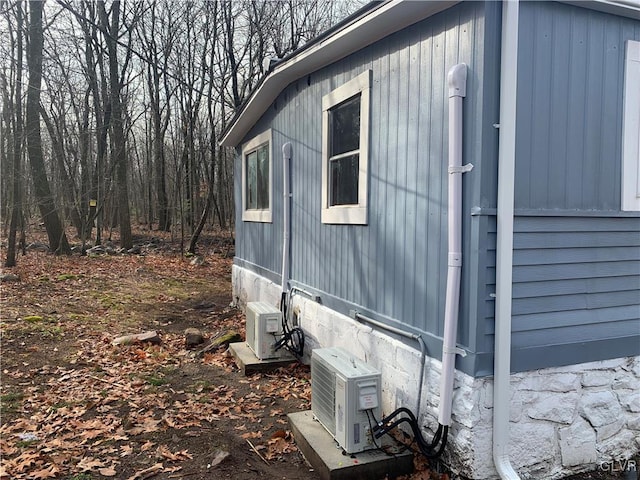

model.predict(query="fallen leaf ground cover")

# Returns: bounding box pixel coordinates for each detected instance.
[1,230,633,480]
[0,230,316,480]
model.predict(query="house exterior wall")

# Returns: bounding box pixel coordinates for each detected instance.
[232,264,640,479]
[231,1,640,477]
[234,0,500,377]
[234,0,640,377]
[484,1,640,372]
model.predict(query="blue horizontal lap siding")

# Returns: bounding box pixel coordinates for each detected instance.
[482,215,640,372]
[511,275,639,298]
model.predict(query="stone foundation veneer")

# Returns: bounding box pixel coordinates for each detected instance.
[232,264,640,479]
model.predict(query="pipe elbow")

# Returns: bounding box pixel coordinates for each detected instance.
[494,451,521,480]
[282,142,292,159]
[448,63,467,98]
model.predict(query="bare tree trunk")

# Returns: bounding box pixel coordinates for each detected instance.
[0,73,11,237]
[40,106,83,236]
[25,0,71,255]
[4,2,23,267]
[80,1,109,246]
[187,187,212,255]
[142,1,172,232]
[78,88,93,249]
[222,3,242,110]
[99,0,132,249]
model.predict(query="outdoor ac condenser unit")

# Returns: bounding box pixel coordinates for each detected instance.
[311,347,382,454]
[245,302,284,360]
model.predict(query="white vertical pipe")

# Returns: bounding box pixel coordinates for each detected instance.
[493,0,521,479]
[281,143,292,294]
[438,63,467,427]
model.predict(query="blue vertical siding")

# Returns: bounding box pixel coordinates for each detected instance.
[235,1,494,375]
[234,116,283,279]
[515,1,640,211]
[234,0,640,376]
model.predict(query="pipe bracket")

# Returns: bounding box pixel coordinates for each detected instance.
[448,163,474,174]
[448,252,462,267]
[443,345,467,357]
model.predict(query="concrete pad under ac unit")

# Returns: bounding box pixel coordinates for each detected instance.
[228,342,296,376]
[288,410,414,480]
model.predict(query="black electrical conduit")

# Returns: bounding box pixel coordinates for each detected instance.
[351,311,427,418]
[352,311,449,459]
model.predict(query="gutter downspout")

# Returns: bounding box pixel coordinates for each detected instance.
[438,63,471,427]
[281,143,292,296]
[277,143,306,358]
[493,1,521,479]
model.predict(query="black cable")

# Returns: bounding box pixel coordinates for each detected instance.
[365,409,407,456]
[372,407,449,459]
[275,291,305,358]
[274,327,305,357]
[365,409,386,453]
[280,292,288,320]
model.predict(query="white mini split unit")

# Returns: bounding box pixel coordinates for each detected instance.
[311,347,382,454]
[245,302,286,360]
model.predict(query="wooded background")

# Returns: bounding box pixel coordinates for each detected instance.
[0,0,364,266]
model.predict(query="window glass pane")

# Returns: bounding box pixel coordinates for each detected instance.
[330,154,359,206]
[330,96,360,156]
[246,144,269,211]
[246,151,257,210]
[257,144,269,209]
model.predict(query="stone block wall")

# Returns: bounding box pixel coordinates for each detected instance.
[506,358,640,479]
[232,264,640,479]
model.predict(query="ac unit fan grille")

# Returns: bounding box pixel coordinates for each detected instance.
[311,358,336,436]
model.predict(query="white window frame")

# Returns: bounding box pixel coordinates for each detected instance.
[321,70,372,225]
[241,130,273,222]
[622,39,640,211]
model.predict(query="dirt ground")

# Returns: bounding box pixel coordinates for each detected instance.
[0,229,635,480]
[0,230,323,480]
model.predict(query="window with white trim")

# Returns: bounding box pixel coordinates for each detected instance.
[242,130,272,222]
[622,39,640,211]
[321,70,371,224]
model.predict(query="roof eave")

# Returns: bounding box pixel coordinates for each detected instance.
[220,0,460,147]
[560,0,640,19]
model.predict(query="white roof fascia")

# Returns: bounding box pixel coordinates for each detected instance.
[221,0,459,147]
[560,0,640,19]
